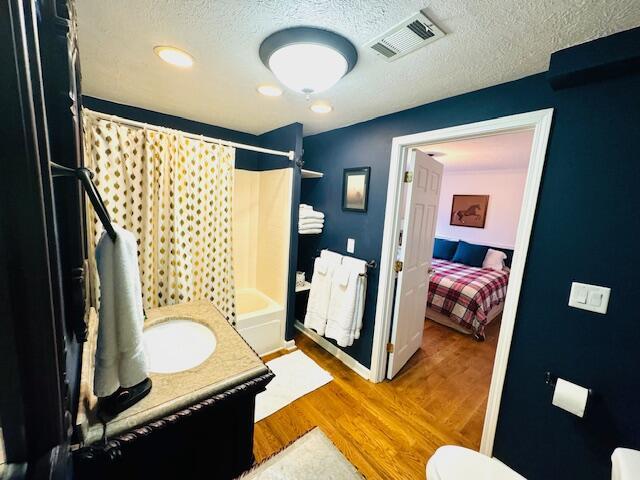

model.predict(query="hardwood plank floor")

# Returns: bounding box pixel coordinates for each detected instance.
[254,318,500,479]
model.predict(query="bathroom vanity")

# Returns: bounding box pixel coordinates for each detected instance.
[73,301,273,479]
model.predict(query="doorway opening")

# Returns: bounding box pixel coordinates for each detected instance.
[370,109,554,454]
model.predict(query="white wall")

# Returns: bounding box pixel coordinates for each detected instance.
[435,169,527,248]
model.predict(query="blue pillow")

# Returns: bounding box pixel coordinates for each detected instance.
[451,241,489,267]
[433,238,458,260]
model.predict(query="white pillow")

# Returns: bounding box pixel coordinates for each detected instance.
[483,248,507,271]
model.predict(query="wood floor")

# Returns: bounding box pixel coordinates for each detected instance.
[254,318,500,479]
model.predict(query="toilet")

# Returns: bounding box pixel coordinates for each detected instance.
[427,445,640,480]
[426,446,524,480]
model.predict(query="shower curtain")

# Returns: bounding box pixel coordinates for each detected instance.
[83,111,236,325]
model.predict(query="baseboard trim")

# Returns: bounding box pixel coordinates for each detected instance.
[294,320,371,380]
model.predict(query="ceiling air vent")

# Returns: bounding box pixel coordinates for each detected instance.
[366,12,444,62]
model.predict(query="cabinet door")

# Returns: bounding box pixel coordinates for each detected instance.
[0,0,83,477]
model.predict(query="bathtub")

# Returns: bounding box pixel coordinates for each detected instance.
[235,288,285,356]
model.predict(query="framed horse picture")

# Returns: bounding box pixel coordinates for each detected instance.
[450,195,489,228]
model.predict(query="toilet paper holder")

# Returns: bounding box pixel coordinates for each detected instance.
[545,371,594,396]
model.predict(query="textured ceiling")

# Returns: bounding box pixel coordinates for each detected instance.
[418,130,534,172]
[76,0,640,136]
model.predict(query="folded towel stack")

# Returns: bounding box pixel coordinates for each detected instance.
[299,204,325,234]
[304,249,367,347]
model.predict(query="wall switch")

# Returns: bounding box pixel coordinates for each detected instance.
[347,238,355,254]
[574,285,588,304]
[569,282,611,314]
[588,291,603,307]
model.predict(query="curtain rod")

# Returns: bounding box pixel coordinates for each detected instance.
[84,108,296,161]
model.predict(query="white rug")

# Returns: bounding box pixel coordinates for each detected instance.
[238,427,364,479]
[255,350,332,422]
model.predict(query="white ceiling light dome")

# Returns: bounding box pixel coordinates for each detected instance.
[260,27,357,96]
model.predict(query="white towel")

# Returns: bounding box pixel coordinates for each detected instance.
[316,260,328,275]
[325,258,367,347]
[299,222,324,230]
[299,228,323,235]
[299,217,325,226]
[352,275,366,341]
[304,258,334,335]
[94,225,148,397]
[334,268,350,288]
[300,204,313,210]
[299,210,325,220]
[324,266,359,347]
[320,249,343,264]
[342,257,367,343]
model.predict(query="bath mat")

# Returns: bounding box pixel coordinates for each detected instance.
[238,427,364,479]
[255,350,332,422]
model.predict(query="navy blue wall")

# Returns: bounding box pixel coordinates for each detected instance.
[300,28,640,480]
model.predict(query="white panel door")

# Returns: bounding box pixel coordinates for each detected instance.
[387,150,443,379]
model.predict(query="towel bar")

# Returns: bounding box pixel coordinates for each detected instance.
[50,162,117,241]
[313,249,376,276]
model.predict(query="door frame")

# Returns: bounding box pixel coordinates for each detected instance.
[369,109,554,456]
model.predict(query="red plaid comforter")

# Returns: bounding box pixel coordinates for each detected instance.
[427,259,510,335]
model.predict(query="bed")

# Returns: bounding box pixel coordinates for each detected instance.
[426,258,510,340]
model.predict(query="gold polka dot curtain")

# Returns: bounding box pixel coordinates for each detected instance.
[83,111,236,324]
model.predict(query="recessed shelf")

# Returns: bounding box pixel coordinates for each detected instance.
[295,281,311,293]
[301,169,323,179]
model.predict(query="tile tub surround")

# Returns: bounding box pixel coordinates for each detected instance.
[76,301,269,445]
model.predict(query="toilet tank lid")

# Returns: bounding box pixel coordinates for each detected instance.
[427,446,525,480]
[612,448,640,480]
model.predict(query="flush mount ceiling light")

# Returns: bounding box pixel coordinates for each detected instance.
[154,46,194,68]
[257,85,283,97]
[259,27,357,96]
[310,102,333,114]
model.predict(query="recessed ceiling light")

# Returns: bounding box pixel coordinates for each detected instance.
[310,102,333,114]
[154,46,194,68]
[259,27,357,96]
[257,85,283,97]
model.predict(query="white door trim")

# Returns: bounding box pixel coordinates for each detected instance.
[369,109,554,456]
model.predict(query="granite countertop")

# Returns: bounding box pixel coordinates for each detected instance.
[76,301,269,445]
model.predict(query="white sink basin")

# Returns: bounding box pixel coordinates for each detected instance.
[143,318,216,374]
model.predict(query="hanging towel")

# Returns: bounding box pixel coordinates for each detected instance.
[325,258,367,347]
[304,256,340,335]
[342,257,367,343]
[300,204,313,210]
[352,275,366,341]
[299,217,325,227]
[94,225,148,398]
[299,210,325,220]
[299,228,323,235]
[320,249,343,264]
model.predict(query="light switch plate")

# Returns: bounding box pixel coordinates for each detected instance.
[568,282,610,314]
[347,238,355,253]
